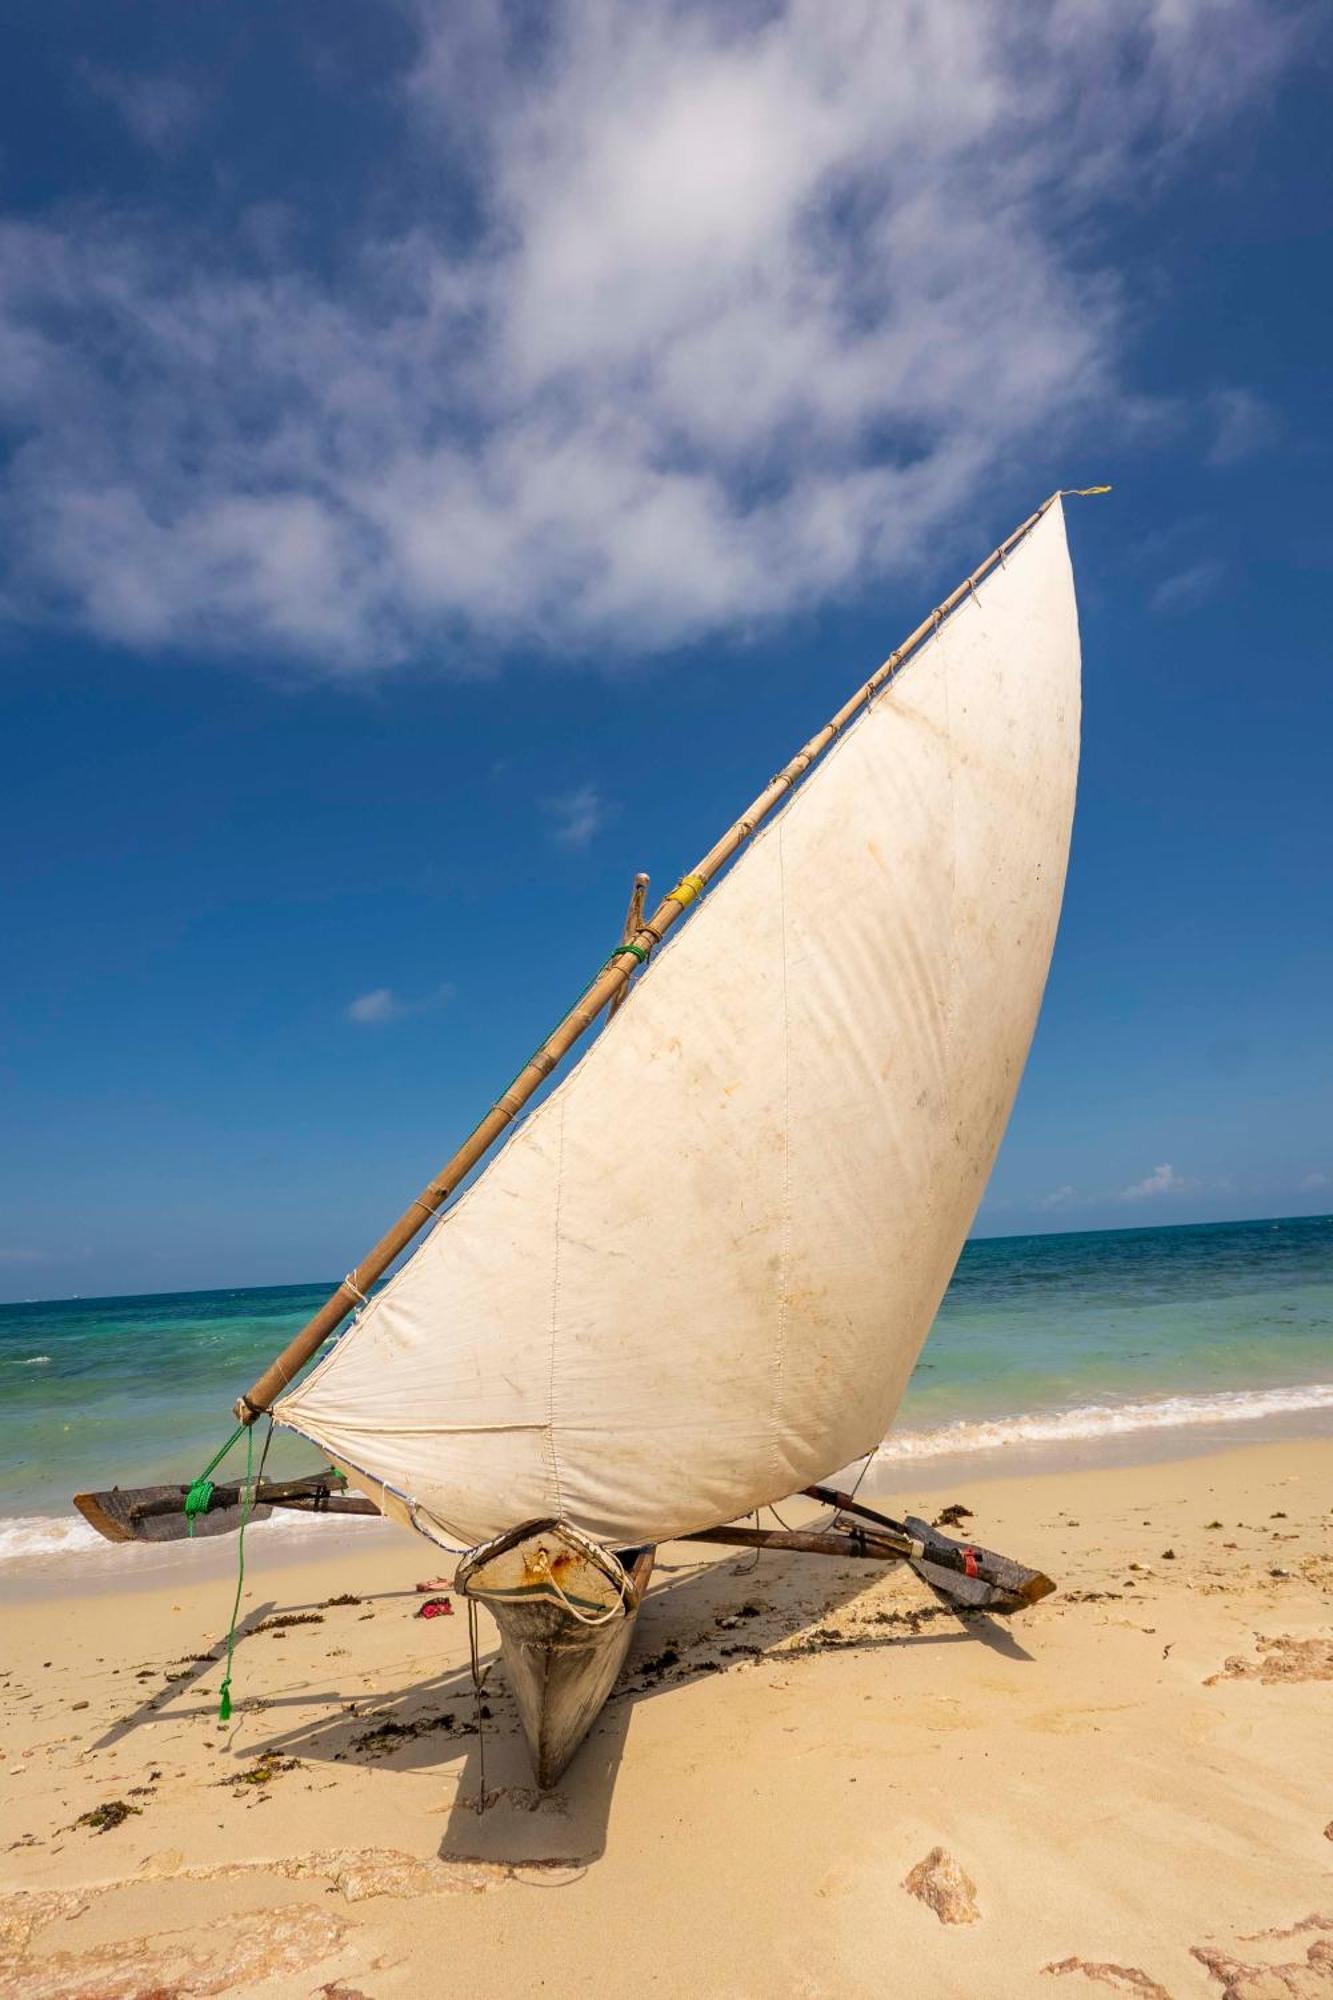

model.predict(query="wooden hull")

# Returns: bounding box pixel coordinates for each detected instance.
[457,1521,655,1788]
[73,1483,275,1543]
[72,1474,374,1544]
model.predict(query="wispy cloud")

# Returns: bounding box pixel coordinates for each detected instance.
[1118,1162,1199,1203]
[1039,1184,1080,1211]
[1207,387,1280,467]
[78,64,201,155]
[0,3,1299,669]
[545,783,607,851]
[1151,559,1225,614]
[1299,1170,1329,1193]
[347,987,401,1026]
[0,1247,48,1265]
[345,982,453,1026]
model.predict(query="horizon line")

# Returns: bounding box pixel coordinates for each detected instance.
[1,1208,1328,1313]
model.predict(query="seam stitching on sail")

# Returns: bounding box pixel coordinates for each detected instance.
[771,821,792,1495]
[546,1096,569,1521]
[941,610,959,1203]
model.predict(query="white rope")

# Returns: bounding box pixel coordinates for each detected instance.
[467,1598,489,1815]
[525,1543,629,1626]
[767,1449,876,1536]
[341,1273,369,1306]
[405,1498,469,1556]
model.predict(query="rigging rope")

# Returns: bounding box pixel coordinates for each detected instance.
[467,1598,489,1814]
[216,1421,261,1723]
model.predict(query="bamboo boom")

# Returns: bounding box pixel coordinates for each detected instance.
[237,489,1077,1423]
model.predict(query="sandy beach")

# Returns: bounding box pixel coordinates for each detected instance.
[0,1435,1328,1998]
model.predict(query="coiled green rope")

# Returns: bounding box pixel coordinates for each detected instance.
[183,1421,247,1536]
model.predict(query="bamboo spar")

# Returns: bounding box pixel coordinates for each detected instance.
[236,487,1086,1424]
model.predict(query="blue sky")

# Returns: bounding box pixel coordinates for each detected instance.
[1,1,1330,1301]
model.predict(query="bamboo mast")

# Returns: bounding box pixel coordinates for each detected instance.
[236,487,1101,1423]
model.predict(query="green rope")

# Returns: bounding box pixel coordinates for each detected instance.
[216,1421,256,1724]
[608,939,649,966]
[183,1421,247,1536]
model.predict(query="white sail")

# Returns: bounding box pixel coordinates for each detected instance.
[276,501,1081,1550]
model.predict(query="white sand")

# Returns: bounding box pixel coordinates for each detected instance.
[2,1437,1331,1998]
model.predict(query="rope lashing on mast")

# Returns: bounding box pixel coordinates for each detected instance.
[607,938,650,966]
[668,872,706,908]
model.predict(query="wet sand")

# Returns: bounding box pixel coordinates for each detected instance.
[2,1436,1331,1998]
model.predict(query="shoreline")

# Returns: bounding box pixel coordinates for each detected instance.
[5,1397,1332,1598]
[2,1432,1330,1996]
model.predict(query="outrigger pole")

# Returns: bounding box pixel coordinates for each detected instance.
[236,488,1106,1425]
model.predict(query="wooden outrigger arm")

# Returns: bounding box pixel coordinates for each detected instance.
[688,1487,1054,1613]
[234,492,1074,1425]
[801,1483,1054,1606]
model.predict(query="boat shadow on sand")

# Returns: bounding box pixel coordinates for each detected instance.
[213,1547,1034,1870]
[87,1546,1030,1870]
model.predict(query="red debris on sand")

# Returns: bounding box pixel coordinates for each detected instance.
[415,1596,453,1619]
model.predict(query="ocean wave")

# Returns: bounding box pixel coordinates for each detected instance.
[5,1354,51,1365]
[876,1381,1333,1461]
[0,1513,107,1560]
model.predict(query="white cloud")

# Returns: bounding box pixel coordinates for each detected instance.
[78,65,201,155]
[0,2,1301,670]
[1151,558,1224,613]
[1118,1162,1198,1202]
[345,981,453,1025]
[1207,387,1280,466]
[545,783,607,850]
[1039,1184,1080,1211]
[346,987,402,1025]
[1299,1171,1329,1193]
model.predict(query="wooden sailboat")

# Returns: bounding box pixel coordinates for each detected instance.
[76,489,1097,1788]
[457,1525,657,1788]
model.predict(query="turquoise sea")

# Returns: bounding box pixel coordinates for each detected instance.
[1,1214,1330,1564]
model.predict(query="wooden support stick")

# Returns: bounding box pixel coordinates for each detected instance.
[607,872,649,1021]
[681,1526,904,1560]
[805,1484,1055,1604]
[237,492,1067,1423]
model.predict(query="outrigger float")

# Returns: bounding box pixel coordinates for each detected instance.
[77,490,1098,1787]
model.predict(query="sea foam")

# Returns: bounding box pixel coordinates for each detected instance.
[0,1512,106,1560]
[875,1380,1333,1462]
